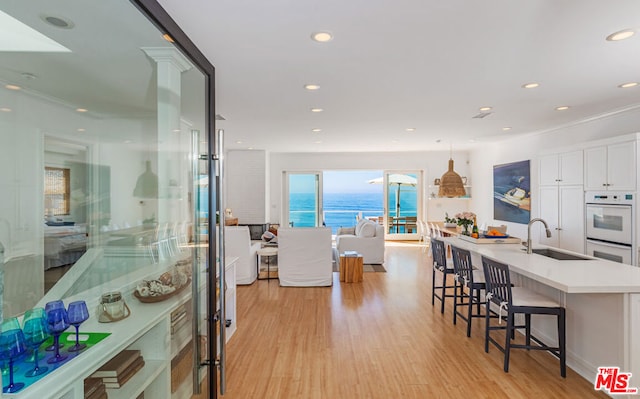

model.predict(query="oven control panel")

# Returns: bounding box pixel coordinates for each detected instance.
[585,191,634,205]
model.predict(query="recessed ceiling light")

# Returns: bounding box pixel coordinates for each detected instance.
[162,33,175,43]
[310,108,324,113]
[311,128,322,132]
[236,140,243,144]
[77,128,85,132]
[406,128,416,132]
[555,106,570,111]
[172,129,181,133]
[618,82,638,88]
[0,107,12,112]
[522,82,539,89]
[41,15,74,29]
[502,127,512,131]
[247,147,254,150]
[311,32,333,42]
[606,29,635,41]
[314,141,323,144]
[124,140,132,144]
[468,139,476,143]
[5,84,21,91]
[304,84,320,91]
[479,106,492,112]
[76,108,88,113]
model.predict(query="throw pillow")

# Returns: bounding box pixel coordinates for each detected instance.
[337,226,355,236]
[355,218,368,236]
[262,231,276,242]
[358,221,376,238]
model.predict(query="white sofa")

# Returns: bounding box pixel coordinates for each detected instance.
[277,227,333,287]
[336,218,385,264]
[224,226,261,285]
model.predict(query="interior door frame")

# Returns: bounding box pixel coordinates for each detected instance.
[282,171,324,228]
[383,170,423,240]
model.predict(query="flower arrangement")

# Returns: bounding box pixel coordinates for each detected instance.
[455,211,476,235]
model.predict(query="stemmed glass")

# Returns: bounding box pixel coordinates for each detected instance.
[22,308,50,377]
[44,301,65,351]
[0,317,27,393]
[66,301,89,352]
[46,308,70,363]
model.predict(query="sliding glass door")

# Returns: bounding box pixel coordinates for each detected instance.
[284,172,323,228]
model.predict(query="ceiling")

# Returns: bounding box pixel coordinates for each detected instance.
[157,0,640,153]
[2,1,640,153]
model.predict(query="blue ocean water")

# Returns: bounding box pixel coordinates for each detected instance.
[289,192,417,233]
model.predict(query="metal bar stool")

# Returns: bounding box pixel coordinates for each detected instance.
[430,238,456,314]
[481,256,567,377]
[450,245,490,337]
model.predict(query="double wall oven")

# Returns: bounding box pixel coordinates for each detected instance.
[585,191,635,265]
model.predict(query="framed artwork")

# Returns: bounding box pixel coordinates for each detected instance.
[493,160,531,224]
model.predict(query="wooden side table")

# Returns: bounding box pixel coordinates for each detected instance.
[339,253,363,283]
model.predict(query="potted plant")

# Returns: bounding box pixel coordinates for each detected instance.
[444,213,458,228]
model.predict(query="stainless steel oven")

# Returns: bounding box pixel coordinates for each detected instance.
[585,191,634,265]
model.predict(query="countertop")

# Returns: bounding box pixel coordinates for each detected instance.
[441,236,640,294]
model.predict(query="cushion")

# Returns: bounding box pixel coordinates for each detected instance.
[337,226,355,236]
[358,221,376,238]
[261,231,277,242]
[355,218,369,236]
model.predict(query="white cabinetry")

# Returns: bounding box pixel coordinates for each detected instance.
[539,150,583,186]
[539,150,584,253]
[539,185,585,253]
[584,142,636,191]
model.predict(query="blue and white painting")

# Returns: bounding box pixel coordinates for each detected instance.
[493,160,531,224]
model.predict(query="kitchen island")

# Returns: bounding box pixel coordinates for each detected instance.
[442,236,640,392]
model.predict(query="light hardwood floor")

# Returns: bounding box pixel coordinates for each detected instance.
[216,242,607,398]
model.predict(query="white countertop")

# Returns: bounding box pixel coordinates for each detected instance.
[442,237,640,294]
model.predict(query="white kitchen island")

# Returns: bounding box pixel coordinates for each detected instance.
[442,236,640,394]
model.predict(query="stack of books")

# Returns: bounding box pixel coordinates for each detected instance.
[84,377,107,399]
[90,349,145,389]
[171,302,190,335]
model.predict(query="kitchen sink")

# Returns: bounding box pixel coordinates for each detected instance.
[527,248,593,261]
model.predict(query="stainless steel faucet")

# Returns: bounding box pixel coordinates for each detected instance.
[526,218,551,254]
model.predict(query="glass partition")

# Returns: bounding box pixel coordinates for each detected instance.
[0,1,214,397]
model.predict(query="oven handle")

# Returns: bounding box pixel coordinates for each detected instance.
[586,238,633,250]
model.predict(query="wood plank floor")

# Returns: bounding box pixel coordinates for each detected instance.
[218,242,607,398]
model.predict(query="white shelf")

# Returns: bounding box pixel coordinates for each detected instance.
[106,359,167,399]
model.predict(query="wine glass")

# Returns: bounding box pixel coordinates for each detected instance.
[66,301,89,352]
[44,300,65,351]
[22,308,50,377]
[46,308,70,363]
[0,319,27,393]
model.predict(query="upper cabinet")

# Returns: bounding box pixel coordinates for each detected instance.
[584,142,636,191]
[539,150,583,186]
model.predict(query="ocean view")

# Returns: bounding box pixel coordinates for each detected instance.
[289,192,417,233]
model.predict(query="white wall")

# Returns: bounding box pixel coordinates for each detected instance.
[469,107,640,241]
[267,150,471,225]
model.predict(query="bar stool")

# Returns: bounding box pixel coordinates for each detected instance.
[450,245,488,337]
[430,238,456,314]
[481,256,566,377]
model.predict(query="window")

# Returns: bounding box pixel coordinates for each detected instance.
[45,167,71,216]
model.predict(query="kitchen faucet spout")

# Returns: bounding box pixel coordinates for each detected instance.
[526,218,551,254]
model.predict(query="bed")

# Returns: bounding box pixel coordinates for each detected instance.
[44,224,88,269]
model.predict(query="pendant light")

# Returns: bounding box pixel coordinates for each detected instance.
[438,144,466,198]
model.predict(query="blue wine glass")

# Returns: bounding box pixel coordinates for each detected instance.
[67,301,89,352]
[0,321,27,393]
[44,301,65,351]
[46,308,70,363]
[22,309,50,377]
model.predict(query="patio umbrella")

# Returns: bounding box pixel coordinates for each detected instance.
[367,174,417,217]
